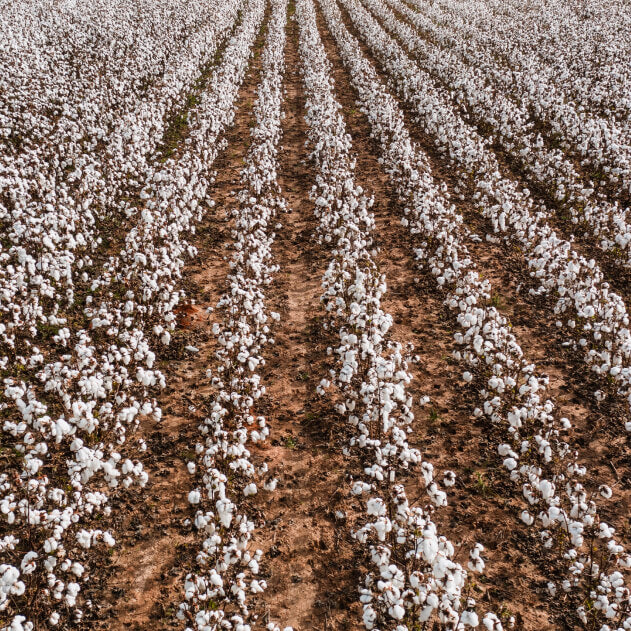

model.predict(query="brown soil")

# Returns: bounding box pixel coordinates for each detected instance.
[249,10,364,628]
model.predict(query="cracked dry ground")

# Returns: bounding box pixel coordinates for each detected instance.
[86,3,631,631]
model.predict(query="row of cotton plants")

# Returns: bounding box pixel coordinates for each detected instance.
[103,0,245,216]
[0,0,242,525]
[296,1,501,628]
[178,0,290,629]
[336,0,631,431]
[317,0,631,625]
[432,0,631,129]
[0,1,263,628]
[0,0,233,165]
[402,0,631,197]
[364,0,631,269]
[0,0,242,363]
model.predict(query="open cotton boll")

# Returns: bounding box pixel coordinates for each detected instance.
[599,485,613,499]
[243,483,257,497]
[461,611,479,627]
[503,457,517,471]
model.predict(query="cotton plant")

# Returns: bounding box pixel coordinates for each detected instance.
[178,0,288,627]
[316,0,631,626]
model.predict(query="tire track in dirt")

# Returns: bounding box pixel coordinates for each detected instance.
[313,2,631,628]
[90,12,271,630]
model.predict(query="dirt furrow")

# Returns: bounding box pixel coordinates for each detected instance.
[247,7,364,629]
[312,2,631,628]
[89,12,271,630]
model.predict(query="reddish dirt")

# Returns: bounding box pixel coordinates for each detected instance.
[249,10,364,628]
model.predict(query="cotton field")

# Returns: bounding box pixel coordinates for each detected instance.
[1,0,630,629]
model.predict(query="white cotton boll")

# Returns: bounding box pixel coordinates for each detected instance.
[352,481,371,495]
[49,612,60,626]
[188,490,201,505]
[482,613,502,630]
[599,523,615,539]
[389,604,405,620]
[367,498,386,516]
[461,611,479,627]
[503,457,517,471]
[76,530,91,549]
[521,511,534,526]
[102,532,115,547]
[443,471,456,487]
[538,480,554,499]
[429,485,447,507]
[599,485,613,499]
[547,582,556,596]
[462,371,473,383]
[363,605,377,629]
[244,483,257,497]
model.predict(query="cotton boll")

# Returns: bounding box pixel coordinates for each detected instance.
[599,485,613,499]
[482,613,503,630]
[503,457,517,471]
[244,483,257,497]
[461,611,479,627]
[443,470,456,487]
[389,604,405,620]
[264,479,278,492]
